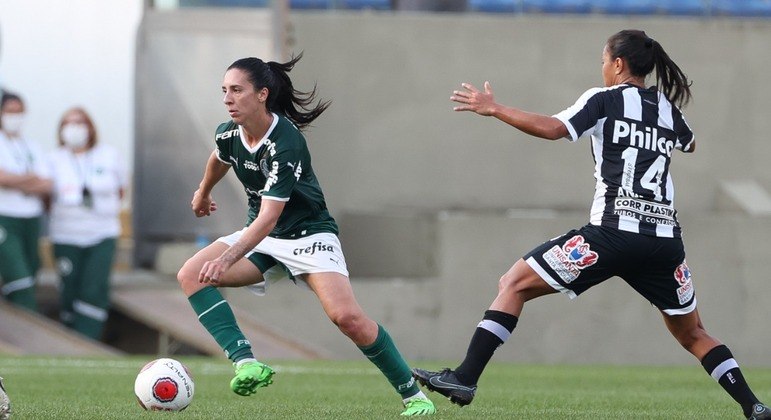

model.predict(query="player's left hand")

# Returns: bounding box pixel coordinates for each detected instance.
[451,81,498,116]
[198,257,232,284]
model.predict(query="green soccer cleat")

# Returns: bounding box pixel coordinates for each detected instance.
[401,396,436,416]
[229,361,275,396]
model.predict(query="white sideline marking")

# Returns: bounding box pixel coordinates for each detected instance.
[0,358,378,376]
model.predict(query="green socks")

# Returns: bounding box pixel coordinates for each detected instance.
[358,324,420,399]
[188,286,253,362]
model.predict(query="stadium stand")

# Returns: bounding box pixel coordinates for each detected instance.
[655,0,707,16]
[521,0,591,14]
[590,0,657,15]
[0,300,120,356]
[469,0,517,12]
[111,283,323,358]
[180,0,269,6]
[711,0,771,17]
[339,0,391,10]
[289,0,332,9]
[171,0,771,16]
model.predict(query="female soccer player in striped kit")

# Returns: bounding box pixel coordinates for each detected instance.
[176,54,435,416]
[413,30,769,420]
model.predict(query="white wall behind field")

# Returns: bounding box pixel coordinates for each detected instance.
[0,0,142,168]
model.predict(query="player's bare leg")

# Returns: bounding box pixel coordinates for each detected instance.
[178,241,274,396]
[414,259,556,406]
[306,272,435,415]
[663,309,768,419]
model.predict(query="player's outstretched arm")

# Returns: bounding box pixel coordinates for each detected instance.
[451,81,568,141]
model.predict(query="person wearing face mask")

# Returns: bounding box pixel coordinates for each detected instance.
[47,107,127,339]
[0,91,52,311]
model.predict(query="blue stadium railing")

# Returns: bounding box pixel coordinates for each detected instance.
[176,0,771,16]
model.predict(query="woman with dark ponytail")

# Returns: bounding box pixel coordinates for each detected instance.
[413,30,769,419]
[176,54,436,416]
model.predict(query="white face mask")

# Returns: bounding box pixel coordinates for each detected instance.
[61,123,90,149]
[1,113,25,135]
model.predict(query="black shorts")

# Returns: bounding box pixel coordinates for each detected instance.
[524,224,696,315]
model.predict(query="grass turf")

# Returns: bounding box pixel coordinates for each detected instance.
[1,356,769,419]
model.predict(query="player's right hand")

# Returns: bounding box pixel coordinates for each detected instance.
[191,189,217,217]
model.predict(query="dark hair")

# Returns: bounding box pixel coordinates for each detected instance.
[0,91,24,130]
[0,91,23,112]
[227,53,330,130]
[606,30,692,108]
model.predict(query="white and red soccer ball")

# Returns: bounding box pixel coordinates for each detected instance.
[134,358,194,411]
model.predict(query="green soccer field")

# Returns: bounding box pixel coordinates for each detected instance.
[1,356,769,419]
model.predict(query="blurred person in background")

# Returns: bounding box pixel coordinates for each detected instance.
[176,54,435,416]
[0,91,51,311]
[46,107,127,340]
[413,29,769,420]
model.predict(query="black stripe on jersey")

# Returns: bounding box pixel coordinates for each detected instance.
[640,88,659,126]
[672,106,695,152]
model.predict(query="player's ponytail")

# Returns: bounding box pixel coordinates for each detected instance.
[228,53,330,130]
[607,30,692,108]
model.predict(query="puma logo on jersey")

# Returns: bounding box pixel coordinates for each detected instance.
[216,129,239,140]
[612,120,674,157]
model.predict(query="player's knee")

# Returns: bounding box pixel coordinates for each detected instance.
[176,259,197,288]
[498,272,525,296]
[675,326,709,351]
[330,309,365,338]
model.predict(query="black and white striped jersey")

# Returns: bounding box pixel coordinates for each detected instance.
[553,84,695,238]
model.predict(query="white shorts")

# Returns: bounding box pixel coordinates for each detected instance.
[216,230,349,295]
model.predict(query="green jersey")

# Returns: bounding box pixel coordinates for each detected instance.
[214,113,338,239]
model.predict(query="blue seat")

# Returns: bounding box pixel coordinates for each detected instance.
[470,0,518,12]
[179,0,270,6]
[711,0,771,17]
[655,0,706,16]
[522,0,591,13]
[289,0,331,8]
[339,0,391,9]
[591,0,657,14]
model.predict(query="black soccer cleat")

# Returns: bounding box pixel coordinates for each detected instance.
[412,368,477,407]
[749,403,771,420]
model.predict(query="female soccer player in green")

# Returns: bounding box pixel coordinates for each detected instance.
[176,54,435,416]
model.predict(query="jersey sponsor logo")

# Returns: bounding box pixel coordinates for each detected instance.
[215,128,239,140]
[245,186,262,198]
[260,161,280,194]
[613,197,676,225]
[542,235,599,283]
[674,261,694,305]
[293,241,335,256]
[259,159,270,177]
[612,120,675,157]
[264,138,277,157]
[243,160,258,171]
[287,161,302,181]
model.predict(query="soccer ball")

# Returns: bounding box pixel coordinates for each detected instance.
[134,358,195,411]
